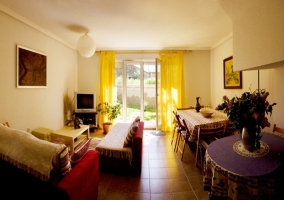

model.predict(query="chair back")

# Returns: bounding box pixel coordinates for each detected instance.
[182,119,191,139]
[175,114,185,131]
[177,106,195,110]
[198,125,226,141]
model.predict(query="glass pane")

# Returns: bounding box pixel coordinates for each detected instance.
[126,63,141,122]
[115,62,123,122]
[144,63,156,129]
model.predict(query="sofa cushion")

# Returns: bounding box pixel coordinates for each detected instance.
[70,138,91,166]
[133,116,140,123]
[53,146,71,176]
[123,121,139,147]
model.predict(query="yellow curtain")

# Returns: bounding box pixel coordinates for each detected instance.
[159,51,184,132]
[98,51,116,128]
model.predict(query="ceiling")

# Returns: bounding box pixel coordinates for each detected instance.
[0,0,232,51]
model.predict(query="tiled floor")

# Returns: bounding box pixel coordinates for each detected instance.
[90,129,209,200]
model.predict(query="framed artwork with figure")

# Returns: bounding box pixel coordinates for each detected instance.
[17,45,47,88]
[223,56,242,89]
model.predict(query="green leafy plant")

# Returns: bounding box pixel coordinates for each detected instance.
[96,101,122,123]
[217,89,276,149]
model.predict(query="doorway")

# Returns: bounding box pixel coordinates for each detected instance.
[115,60,160,130]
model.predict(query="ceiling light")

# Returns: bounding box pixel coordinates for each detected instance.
[77,33,96,58]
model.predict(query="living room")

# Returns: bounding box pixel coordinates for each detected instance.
[0,1,283,133]
[1,1,284,199]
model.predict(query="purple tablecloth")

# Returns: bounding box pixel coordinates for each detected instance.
[207,132,284,176]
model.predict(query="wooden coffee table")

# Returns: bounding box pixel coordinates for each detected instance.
[50,124,89,155]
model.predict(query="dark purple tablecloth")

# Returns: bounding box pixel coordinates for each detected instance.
[207,132,284,176]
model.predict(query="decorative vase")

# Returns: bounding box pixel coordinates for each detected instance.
[195,97,201,112]
[241,127,255,151]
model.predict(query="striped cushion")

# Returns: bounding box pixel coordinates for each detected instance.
[133,116,140,123]
[70,138,91,166]
[123,121,139,147]
[53,146,71,176]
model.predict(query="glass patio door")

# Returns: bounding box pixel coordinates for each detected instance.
[115,60,160,130]
[155,58,161,130]
[122,61,144,122]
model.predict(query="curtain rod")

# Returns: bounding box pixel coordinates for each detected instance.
[95,50,192,54]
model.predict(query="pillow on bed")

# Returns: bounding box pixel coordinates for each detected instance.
[123,121,139,147]
[70,138,91,166]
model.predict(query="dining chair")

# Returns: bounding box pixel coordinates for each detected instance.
[175,119,192,160]
[224,121,240,137]
[273,124,284,134]
[173,113,186,153]
[195,125,226,168]
[171,111,179,147]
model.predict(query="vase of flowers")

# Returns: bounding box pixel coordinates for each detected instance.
[217,89,276,151]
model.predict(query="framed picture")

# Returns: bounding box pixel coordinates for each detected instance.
[17,45,47,88]
[223,56,242,89]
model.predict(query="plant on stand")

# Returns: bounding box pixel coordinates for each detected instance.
[96,101,122,134]
[217,89,276,151]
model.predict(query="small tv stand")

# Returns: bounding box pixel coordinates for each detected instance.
[74,112,97,132]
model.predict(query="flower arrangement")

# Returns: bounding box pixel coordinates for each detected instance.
[216,89,276,149]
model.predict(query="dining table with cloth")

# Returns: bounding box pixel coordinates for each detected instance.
[176,108,228,142]
[203,131,284,200]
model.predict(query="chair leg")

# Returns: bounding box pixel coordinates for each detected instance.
[181,137,186,161]
[171,126,176,145]
[174,130,181,152]
[195,144,199,167]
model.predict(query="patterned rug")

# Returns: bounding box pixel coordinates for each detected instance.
[89,137,102,150]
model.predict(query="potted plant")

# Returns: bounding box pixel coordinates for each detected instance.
[96,101,122,134]
[217,89,276,150]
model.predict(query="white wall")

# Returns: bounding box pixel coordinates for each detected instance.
[184,51,211,107]
[211,35,282,131]
[0,11,77,131]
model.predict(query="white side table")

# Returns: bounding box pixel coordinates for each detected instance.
[50,124,89,155]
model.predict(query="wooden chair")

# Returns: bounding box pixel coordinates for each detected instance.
[273,124,284,134]
[171,111,179,147]
[224,121,240,137]
[173,114,186,153]
[176,119,192,160]
[195,125,226,168]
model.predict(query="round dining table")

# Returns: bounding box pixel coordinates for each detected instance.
[203,132,284,200]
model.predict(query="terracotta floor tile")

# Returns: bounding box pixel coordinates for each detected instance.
[149,168,168,179]
[148,159,166,168]
[127,192,151,200]
[150,179,172,193]
[150,193,174,200]
[170,179,192,192]
[129,178,150,193]
[173,191,198,200]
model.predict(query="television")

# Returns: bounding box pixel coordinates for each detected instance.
[74,92,96,113]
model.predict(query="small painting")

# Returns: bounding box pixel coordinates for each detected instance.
[223,56,242,89]
[17,45,47,88]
